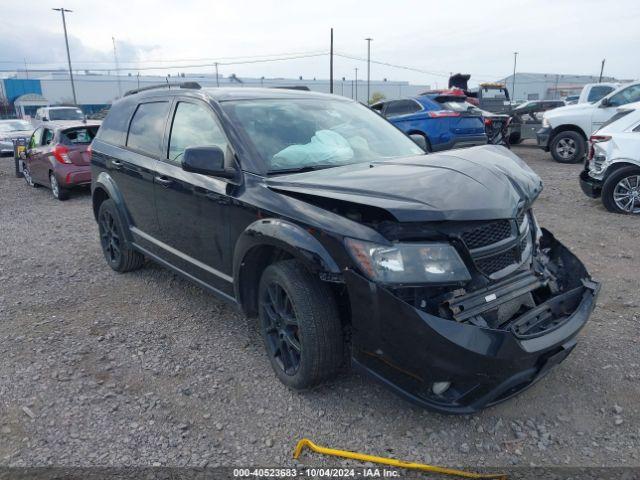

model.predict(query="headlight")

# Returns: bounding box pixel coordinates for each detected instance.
[345,238,471,284]
[542,117,550,128]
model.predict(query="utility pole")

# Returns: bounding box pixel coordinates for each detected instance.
[53,7,77,105]
[215,62,220,87]
[598,59,606,83]
[23,58,29,79]
[554,74,559,99]
[329,28,334,94]
[354,68,358,103]
[511,51,518,103]
[365,37,372,104]
[112,37,122,98]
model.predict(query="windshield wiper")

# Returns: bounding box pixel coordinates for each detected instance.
[268,164,341,175]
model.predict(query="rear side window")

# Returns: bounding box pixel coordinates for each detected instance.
[385,100,421,117]
[127,102,170,157]
[97,100,136,146]
[61,126,99,145]
[587,85,614,103]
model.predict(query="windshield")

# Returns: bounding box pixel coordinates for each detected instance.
[49,108,84,121]
[481,88,507,99]
[221,98,424,173]
[0,120,32,132]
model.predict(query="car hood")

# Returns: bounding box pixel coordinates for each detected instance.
[544,102,595,119]
[266,145,543,222]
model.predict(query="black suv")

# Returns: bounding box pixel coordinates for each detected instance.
[91,83,599,413]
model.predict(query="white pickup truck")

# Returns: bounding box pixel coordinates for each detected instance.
[537,81,640,163]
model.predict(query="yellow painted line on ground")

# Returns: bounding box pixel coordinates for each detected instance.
[293,438,508,479]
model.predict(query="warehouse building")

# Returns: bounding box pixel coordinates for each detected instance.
[0,71,430,117]
[497,72,621,102]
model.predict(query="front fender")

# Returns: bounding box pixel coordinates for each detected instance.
[233,218,340,277]
[232,218,341,311]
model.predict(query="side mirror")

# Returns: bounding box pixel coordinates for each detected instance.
[41,116,49,122]
[409,134,427,151]
[599,98,610,108]
[182,146,235,178]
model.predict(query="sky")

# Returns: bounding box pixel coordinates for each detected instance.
[2,0,639,87]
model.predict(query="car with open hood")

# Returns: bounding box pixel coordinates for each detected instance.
[90,84,599,413]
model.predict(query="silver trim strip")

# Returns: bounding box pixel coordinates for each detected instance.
[130,227,233,283]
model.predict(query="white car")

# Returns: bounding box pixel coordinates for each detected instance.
[579,101,640,214]
[538,81,640,163]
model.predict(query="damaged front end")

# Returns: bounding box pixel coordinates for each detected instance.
[346,214,599,414]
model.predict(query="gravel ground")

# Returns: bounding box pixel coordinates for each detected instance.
[1,146,639,473]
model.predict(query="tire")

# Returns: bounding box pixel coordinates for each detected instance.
[508,131,522,145]
[258,259,344,390]
[601,166,640,215]
[97,199,145,272]
[22,164,39,188]
[49,172,69,201]
[550,131,585,163]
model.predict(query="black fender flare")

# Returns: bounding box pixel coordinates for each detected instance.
[232,218,341,310]
[92,171,134,243]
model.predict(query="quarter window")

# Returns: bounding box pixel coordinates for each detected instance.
[384,100,421,118]
[127,102,171,157]
[42,129,54,146]
[168,102,228,163]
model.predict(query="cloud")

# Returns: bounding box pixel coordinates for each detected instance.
[0,28,157,72]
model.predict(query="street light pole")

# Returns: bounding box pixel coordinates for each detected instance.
[53,7,77,105]
[365,37,372,104]
[511,51,518,103]
[354,68,358,103]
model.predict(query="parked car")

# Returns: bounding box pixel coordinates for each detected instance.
[537,81,640,163]
[23,122,99,200]
[90,84,598,413]
[371,95,487,152]
[564,95,579,105]
[577,82,620,104]
[580,101,640,214]
[0,119,34,157]
[33,106,85,125]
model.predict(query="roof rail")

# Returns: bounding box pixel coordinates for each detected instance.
[124,81,201,97]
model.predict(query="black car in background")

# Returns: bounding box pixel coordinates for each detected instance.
[90,83,598,413]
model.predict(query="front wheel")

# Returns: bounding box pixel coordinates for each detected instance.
[550,131,585,163]
[601,166,640,214]
[258,259,344,390]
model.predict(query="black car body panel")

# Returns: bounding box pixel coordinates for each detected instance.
[579,169,603,198]
[536,126,552,150]
[91,86,599,413]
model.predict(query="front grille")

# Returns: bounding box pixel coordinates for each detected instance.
[475,234,531,276]
[475,246,521,275]
[461,220,512,249]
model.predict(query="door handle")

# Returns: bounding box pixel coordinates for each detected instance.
[155,176,174,187]
[111,160,123,170]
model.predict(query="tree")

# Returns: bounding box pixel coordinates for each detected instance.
[369,91,386,104]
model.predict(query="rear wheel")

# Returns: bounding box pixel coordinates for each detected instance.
[258,259,344,390]
[550,131,585,163]
[98,199,145,272]
[601,166,640,214]
[50,172,69,201]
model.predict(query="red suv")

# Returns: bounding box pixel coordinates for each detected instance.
[23,122,100,200]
